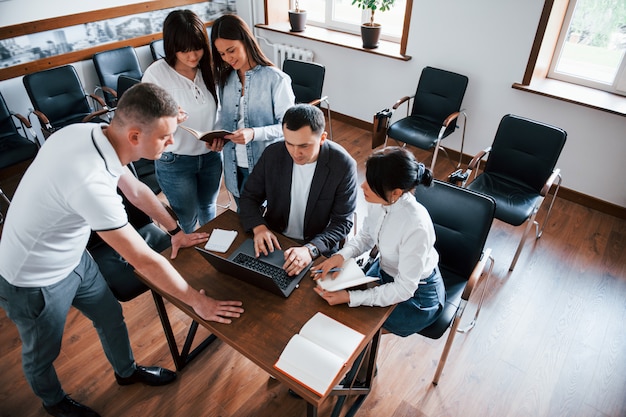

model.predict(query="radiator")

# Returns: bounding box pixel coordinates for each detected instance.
[272,43,314,67]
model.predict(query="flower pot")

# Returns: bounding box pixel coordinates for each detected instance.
[288,10,307,32]
[361,23,381,49]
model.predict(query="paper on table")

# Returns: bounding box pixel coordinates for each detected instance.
[204,229,238,252]
[317,258,378,292]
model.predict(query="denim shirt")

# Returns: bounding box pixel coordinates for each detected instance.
[216,65,295,197]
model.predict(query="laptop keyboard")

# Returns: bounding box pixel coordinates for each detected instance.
[232,253,292,290]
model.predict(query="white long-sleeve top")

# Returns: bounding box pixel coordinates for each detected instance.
[336,192,439,307]
[142,59,217,156]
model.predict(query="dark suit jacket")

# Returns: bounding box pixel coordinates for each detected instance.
[239,140,357,256]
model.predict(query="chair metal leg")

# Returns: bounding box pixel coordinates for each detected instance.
[458,254,494,334]
[432,310,463,385]
[537,173,562,238]
[509,207,539,271]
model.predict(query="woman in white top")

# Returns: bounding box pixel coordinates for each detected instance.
[314,147,445,337]
[142,10,222,233]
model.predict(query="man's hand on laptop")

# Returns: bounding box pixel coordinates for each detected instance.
[170,231,210,259]
[192,289,244,323]
[252,225,282,257]
[283,246,312,276]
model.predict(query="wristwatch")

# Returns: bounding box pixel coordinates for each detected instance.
[167,223,182,236]
[304,243,320,259]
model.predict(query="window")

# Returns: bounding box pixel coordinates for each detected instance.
[548,0,626,96]
[295,0,407,43]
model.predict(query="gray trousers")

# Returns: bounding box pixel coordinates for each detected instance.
[0,251,136,406]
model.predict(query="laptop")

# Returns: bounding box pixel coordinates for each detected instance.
[195,238,312,298]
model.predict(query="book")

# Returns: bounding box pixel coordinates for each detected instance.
[274,312,365,396]
[316,258,378,292]
[178,125,233,145]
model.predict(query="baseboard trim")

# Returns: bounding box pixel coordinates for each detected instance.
[331,110,626,220]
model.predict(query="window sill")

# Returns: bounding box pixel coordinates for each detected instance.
[512,78,626,117]
[256,22,412,61]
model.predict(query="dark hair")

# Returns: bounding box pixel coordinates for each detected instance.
[209,14,273,88]
[365,147,433,203]
[114,82,178,130]
[162,10,217,104]
[282,104,325,135]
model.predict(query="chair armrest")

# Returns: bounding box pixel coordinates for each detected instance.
[82,108,111,123]
[30,109,53,129]
[88,93,108,109]
[308,95,328,107]
[540,168,561,196]
[467,147,491,172]
[442,111,461,128]
[101,86,118,98]
[461,248,493,301]
[11,111,39,146]
[11,111,32,128]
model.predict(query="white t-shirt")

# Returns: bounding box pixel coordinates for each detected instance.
[283,161,317,240]
[142,59,217,156]
[0,124,128,287]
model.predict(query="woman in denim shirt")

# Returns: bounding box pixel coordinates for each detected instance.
[210,14,295,203]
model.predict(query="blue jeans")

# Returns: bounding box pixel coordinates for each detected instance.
[366,259,445,337]
[156,151,223,233]
[0,251,135,406]
[234,166,250,212]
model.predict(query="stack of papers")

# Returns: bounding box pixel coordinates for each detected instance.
[204,229,238,252]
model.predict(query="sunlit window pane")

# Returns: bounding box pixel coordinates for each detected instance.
[553,0,626,85]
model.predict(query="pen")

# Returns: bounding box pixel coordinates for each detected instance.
[311,268,343,274]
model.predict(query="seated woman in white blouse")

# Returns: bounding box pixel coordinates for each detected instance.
[313,146,445,337]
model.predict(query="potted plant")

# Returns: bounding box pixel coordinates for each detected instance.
[352,0,395,49]
[288,0,307,32]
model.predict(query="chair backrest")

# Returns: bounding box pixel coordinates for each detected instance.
[116,75,141,101]
[484,114,567,193]
[0,91,18,138]
[412,66,468,133]
[414,180,495,283]
[23,65,93,129]
[282,59,325,105]
[150,39,165,61]
[93,46,143,106]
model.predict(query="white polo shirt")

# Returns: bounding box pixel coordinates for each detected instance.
[0,123,128,287]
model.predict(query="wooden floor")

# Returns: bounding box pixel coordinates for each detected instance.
[1,120,625,417]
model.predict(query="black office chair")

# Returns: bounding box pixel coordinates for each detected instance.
[0,90,39,173]
[282,59,333,139]
[93,46,143,108]
[150,39,165,61]
[460,114,567,271]
[414,180,495,385]
[384,66,468,171]
[87,175,215,371]
[23,65,109,139]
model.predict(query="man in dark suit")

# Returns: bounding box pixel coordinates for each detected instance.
[239,104,357,277]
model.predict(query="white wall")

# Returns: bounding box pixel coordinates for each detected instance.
[251,0,626,208]
[1,0,625,207]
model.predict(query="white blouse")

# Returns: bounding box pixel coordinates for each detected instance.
[142,59,217,156]
[337,192,439,307]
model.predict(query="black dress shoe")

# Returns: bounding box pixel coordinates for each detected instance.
[43,395,101,417]
[115,365,177,386]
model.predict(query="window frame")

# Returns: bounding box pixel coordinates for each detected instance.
[546,0,626,96]
[265,0,413,60]
[295,0,406,43]
[514,0,626,117]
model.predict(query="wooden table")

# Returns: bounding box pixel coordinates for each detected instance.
[137,210,393,417]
